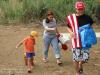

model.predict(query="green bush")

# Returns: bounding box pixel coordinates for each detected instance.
[0,0,98,24]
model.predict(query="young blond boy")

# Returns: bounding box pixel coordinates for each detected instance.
[16,31,38,73]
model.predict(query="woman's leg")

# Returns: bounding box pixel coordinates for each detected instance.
[43,35,51,62]
[51,37,62,65]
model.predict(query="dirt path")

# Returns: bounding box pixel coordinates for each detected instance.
[0,25,100,75]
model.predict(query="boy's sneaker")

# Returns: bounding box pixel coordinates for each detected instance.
[79,68,83,74]
[27,70,32,73]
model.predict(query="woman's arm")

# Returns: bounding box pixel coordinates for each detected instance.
[55,27,60,35]
[43,19,56,31]
[45,26,56,31]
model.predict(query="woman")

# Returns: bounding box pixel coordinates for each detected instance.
[42,11,62,65]
[66,1,94,75]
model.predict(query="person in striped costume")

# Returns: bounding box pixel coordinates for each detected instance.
[66,1,94,75]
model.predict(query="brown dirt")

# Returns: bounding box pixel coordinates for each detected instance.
[0,24,100,75]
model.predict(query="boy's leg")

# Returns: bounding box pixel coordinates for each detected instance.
[78,49,89,74]
[27,58,32,73]
[24,53,28,66]
[30,52,35,66]
[24,57,28,66]
[79,61,83,74]
[72,48,82,75]
[43,35,51,62]
[78,50,89,74]
[51,37,62,65]
[74,61,80,75]
[31,57,34,66]
[26,53,35,73]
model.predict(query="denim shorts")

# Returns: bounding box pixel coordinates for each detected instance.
[26,52,35,58]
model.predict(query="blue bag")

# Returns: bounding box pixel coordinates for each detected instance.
[79,24,97,49]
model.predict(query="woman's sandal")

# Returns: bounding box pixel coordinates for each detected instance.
[43,58,48,63]
[57,60,62,66]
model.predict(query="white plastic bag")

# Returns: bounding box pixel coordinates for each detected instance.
[58,33,70,44]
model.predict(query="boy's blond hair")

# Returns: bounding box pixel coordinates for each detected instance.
[30,31,38,37]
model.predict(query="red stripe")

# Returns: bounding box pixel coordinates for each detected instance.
[67,15,75,48]
[67,14,82,48]
[74,14,81,48]
[73,14,80,48]
[66,17,72,30]
[68,15,76,48]
[70,14,77,48]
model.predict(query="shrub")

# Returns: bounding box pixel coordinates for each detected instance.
[0,0,98,24]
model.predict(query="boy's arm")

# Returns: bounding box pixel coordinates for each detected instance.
[16,40,23,48]
[66,26,75,38]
